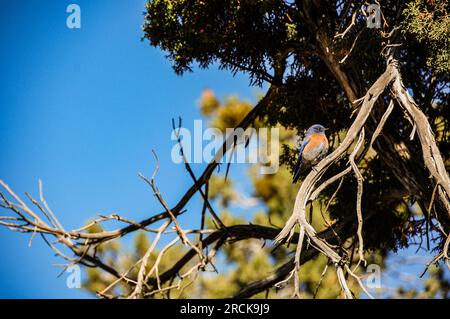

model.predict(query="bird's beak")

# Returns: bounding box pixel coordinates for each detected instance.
[324,128,329,131]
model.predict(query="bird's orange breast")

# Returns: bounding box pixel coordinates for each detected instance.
[302,133,328,162]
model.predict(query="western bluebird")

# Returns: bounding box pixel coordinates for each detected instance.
[293,124,329,183]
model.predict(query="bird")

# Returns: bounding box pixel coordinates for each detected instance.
[292,124,329,183]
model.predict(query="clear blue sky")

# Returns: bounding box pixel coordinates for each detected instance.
[1,0,447,299]
[0,0,261,298]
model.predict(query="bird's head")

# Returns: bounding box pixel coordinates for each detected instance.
[306,124,328,135]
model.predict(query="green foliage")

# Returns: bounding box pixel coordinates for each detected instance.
[143,0,290,85]
[401,0,450,75]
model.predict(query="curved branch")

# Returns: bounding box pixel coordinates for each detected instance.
[391,73,450,215]
[235,210,376,298]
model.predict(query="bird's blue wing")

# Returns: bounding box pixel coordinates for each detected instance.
[298,137,309,158]
[292,136,310,183]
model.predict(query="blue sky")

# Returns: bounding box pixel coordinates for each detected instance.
[1,1,448,299]
[0,0,262,298]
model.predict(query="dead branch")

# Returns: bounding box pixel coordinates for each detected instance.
[349,129,366,266]
[235,210,376,298]
[391,72,450,215]
[334,10,358,39]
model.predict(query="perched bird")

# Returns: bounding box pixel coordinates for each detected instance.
[292,124,329,183]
